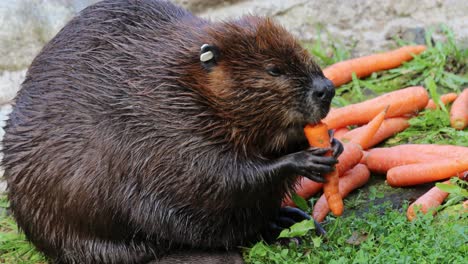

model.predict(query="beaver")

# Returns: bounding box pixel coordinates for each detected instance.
[2,0,342,263]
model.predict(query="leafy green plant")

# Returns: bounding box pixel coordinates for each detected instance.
[277,220,316,239]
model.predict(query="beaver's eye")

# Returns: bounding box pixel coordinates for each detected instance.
[266,66,282,77]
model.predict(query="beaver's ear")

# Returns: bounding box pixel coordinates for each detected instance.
[200,44,220,70]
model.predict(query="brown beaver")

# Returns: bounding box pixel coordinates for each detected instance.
[2,0,341,263]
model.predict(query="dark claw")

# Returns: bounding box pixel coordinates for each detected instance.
[268,222,283,232]
[306,147,330,155]
[277,217,296,228]
[280,206,311,221]
[331,138,344,158]
[313,219,326,236]
[301,171,326,183]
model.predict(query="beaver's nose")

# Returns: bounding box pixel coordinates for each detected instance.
[312,78,335,102]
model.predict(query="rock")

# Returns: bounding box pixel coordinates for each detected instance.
[172,0,244,13]
[385,26,429,45]
[197,0,468,56]
[0,104,12,191]
[0,70,25,105]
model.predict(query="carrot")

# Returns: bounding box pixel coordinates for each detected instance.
[333,127,350,139]
[340,107,387,149]
[407,180,450,221]
[366,149,442,173]
[323,86,429,129]
[304,123,343,216]
[425,93,458,110]
[366,145,468,173]
[360,151,369,165]
[387,159,468,187]
[450,88,468,130]
[337,118,410,149]
[335,142,363,175]
[313,164,370,222]
[323,45,426,87]
[385,144,468,159]
[283,142,363,207]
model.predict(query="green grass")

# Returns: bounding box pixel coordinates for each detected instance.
[245,201,467,264]
[245,25,468,263]
[0,196,46,263]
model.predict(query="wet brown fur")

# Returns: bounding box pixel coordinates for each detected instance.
[2,0,331,263]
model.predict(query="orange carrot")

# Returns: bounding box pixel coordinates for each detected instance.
[338,118,410,149]
[425,93,458,110]
[450,88,468,130]
[366,145,468,173]
[387,159,468,187]
[335,142,363,175]
[333,127,350,139]
[304,123,343,216]
[323,45,426,87]
[341,107,387,149]
[283,142,363,207]
[360,151,369,165]
[313,164,370,222]
[323,86,429,129]
[386,144,468,159]
[367,149,441,173]
[407,180,450,221]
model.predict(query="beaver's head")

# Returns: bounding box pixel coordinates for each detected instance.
[198,17,334,152]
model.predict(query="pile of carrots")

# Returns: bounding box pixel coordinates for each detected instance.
[284,45,468,222]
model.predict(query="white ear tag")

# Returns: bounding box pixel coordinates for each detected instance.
[200,51,214,62]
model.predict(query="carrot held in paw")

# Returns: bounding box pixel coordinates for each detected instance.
[387,159,468,187]
[407,180,450,221]
[450,88,468,130]
[304,123,343,216]
[323,45,426,87]
[284,142,362,207]
[425,93,458,110]
[323,86,429,129]
[313,164,370,222]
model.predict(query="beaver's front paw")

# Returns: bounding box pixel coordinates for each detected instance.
[284,148,338,183]
[261,207,326,244]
